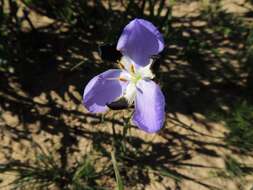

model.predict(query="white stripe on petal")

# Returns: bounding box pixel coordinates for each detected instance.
[138,59,155,79]
[124,82,137,105]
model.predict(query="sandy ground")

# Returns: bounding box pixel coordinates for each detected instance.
[1,0,253,189]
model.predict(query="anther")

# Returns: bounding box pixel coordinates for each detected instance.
[118,77,128,82]
[130,64,135,74]
[117,60,126,70]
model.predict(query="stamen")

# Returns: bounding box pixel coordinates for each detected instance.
[130,64,135,74]
[118,77,128,82]
[117,60,126,70]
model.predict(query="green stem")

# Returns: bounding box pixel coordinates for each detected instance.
[121,111,134,154]
[111,119,117,150]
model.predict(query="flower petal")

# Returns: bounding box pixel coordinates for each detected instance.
[117,18,164,67]
[83,69,128,113]
[133,80,165,133]
[138,58,155,79]
[124,82,137,105]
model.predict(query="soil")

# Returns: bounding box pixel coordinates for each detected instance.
[1,0,253,190]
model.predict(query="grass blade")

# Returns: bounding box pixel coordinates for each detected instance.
[111,151,124,190]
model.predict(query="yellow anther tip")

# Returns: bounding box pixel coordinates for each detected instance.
[130,64,135,74]
[118,77,128,82]
[118,61,126,70]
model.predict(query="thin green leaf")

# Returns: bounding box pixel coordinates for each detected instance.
[111,151,124,190]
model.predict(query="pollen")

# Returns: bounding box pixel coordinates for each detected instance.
[130,64,135,74]
[117,60,126,70]
[118,77,128,82]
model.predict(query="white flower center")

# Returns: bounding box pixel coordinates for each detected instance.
[118,56,154,104]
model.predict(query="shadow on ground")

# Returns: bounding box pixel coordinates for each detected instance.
[0,1,253,189]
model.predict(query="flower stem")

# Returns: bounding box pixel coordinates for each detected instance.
[121,111,134,154]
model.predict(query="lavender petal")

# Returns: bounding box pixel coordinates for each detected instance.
[83,69,128,113]
[133,80,165,133]
[117,18,164,67]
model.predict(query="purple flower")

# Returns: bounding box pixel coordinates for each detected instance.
[83,18,165,133]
